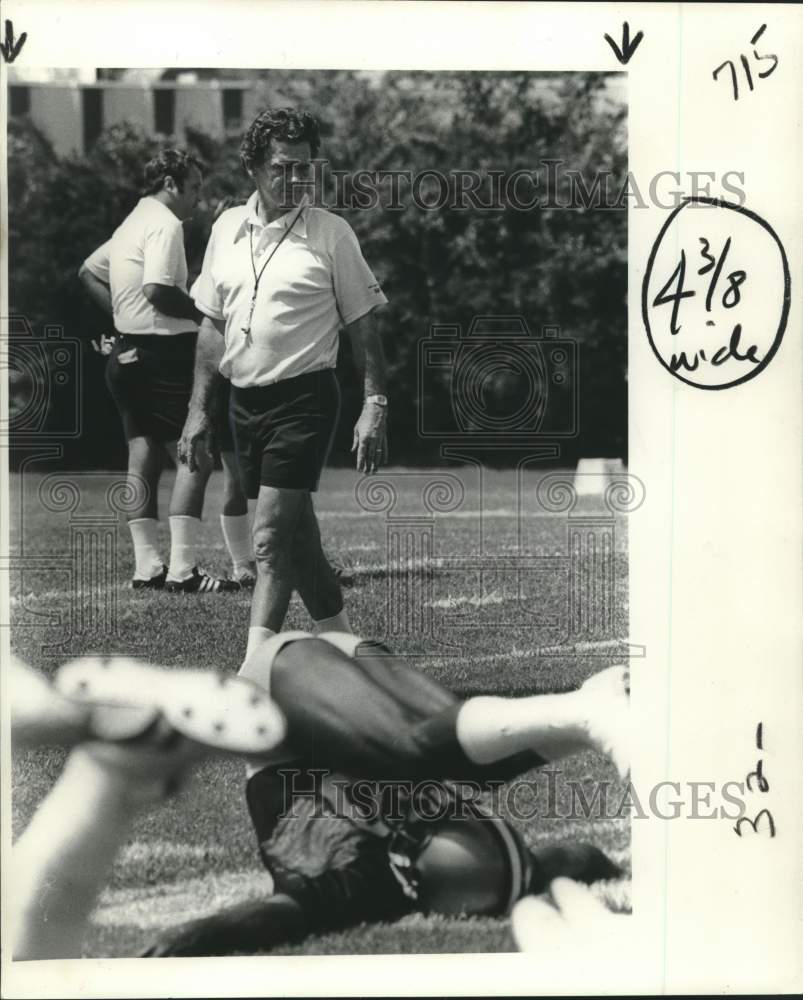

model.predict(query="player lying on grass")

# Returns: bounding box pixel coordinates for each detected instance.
[122,631,630,956]
[8,656,286,960]
[9,641,627,959]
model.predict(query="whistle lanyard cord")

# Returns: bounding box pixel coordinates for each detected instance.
[242,203,304,336]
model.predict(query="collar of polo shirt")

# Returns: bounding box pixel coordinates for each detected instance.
[234,191,310,244]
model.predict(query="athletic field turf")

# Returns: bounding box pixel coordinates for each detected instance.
[9,465,631,957]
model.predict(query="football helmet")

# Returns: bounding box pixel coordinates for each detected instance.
[387,795,533,916]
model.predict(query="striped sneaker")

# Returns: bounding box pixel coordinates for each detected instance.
[132,564,168,590]
[165,567,241,594]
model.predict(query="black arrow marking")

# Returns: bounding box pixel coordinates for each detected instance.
[604,22,644,65]
[0,19,28,63]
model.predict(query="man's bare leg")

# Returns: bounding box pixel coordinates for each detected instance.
[220,449,255,584]
[164,439,212,582]
[291,494,347,631]
[247,485,307,654]
[10,657,285,960]
[126,435,165,583]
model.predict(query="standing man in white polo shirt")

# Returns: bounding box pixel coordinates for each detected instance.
[180,109,388,658]
[79,149,239,593]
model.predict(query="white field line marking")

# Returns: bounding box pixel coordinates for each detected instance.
[316,508,627,520]
[118,840,228,865]
[423,641,631,664]
[429,592,508,609]
[94,867,274,930]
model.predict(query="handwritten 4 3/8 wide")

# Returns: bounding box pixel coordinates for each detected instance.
[642,197,790,390]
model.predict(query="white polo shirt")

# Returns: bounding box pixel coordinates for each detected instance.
[191,193,387,388]
[83,197,197,337]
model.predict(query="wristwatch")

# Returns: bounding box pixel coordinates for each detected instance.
[366,394,388,406]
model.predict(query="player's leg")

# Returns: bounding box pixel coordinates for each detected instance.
[455,663,630,779]
[11,732,180,959]
[163,439,239,592]
[242,635,629,782]
[163,438,239,592]
[318,634,630,779]
[10,657,285,959]
[214,377,256,586]
[220,448,256,586]
[125,434,167,586]
[249,485,308,649]
[105,335,169,588]
[291,493,349,632]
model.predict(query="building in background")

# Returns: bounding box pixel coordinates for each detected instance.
[7,68,260,156]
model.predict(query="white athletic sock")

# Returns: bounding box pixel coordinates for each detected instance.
[313,608,352,634]
[246,626,276,660]
[128,518,163,580]
[167,515,200,581]
[220,514,253,573]
[456,690,591,765]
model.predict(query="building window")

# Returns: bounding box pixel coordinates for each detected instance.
[222,88,243,132]
[154,88,176,136]
[9,85,31,117]
[82,88,104,151]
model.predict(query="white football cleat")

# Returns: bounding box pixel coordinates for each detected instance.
[54,656,286,755]
[577,664,630,779]
[9,655,157,747]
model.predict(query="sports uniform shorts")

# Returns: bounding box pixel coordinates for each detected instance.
[229,369,340,496]
[246,764,413,932]
[105,331,197,443]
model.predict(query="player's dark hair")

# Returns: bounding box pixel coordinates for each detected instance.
[239,108,321,173]
[142,149,203,195]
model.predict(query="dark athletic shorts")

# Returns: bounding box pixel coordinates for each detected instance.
[246,766,412,932]
[105,331,197,443]
[230,369,340,497]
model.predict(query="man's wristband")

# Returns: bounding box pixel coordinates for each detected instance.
[365,394,388,407]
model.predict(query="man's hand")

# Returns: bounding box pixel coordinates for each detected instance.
[178,406,214,472]
[351,402,388,474]
[91,334,116,356]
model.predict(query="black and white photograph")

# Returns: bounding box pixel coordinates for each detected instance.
[6,59,631,961]
[1,3,801,997]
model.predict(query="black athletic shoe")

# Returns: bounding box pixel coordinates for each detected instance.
[132,564,168,591]
[164,567,241,594]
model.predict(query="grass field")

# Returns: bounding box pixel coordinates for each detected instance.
[9,464,630,957]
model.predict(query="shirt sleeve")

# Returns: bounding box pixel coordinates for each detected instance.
[82,240,112,283]
[141,219,186,288]
[190,225,225,321]
[331,227,388,327]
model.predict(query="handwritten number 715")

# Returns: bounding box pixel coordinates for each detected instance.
[713,25,778,102]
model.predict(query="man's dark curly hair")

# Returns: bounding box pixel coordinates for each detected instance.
[142,149,203,195]
[239,108,321,174]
